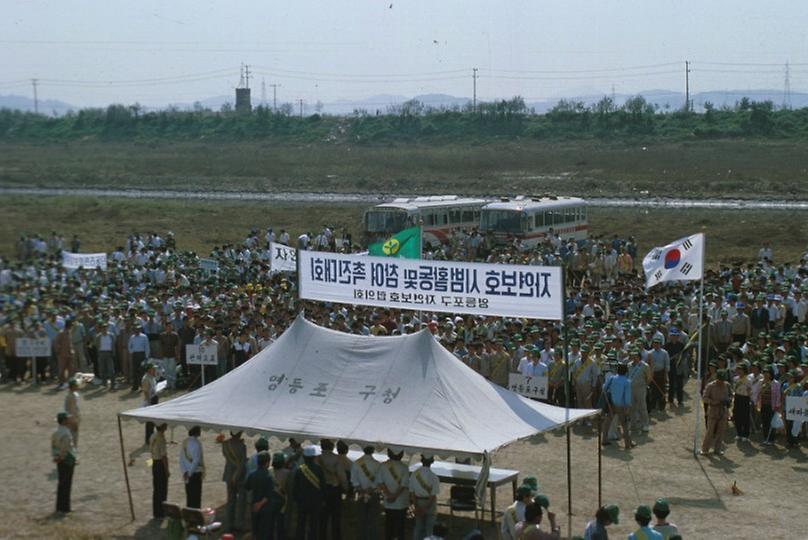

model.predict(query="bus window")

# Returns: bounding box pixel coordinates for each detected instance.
[534,213,544,228]
[450,209,462,224]
[581,207,587,221]
[462,208,474,222]
[566,209,574,223]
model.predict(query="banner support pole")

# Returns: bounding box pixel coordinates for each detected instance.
[561,271,573,538]
[117,414,136,521]
[693,236,706,455]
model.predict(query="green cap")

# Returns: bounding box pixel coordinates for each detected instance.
[57,411,69,422]
[68,377,79,387]
[272,452,286,467]
[635,505,652,520]
[653,498,670,513]
[516,485,533,498]
[255,437,269,451]
[605,504,620,524]
[522,475,539,492]
[533,493,550,509]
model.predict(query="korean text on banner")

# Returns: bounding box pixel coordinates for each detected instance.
[785,395,808,422]
[62,251,108,271]
[15,338,51,357]
[298,251,564,320]
[186,344,218,366]
[270,242,297,273]
[508,373,548,400]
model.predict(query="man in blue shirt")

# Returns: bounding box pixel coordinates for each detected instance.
[601,363,635,450]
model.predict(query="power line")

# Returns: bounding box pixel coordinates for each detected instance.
[482,61,682,74]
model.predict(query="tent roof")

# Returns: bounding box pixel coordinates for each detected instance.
[121,316,597,458]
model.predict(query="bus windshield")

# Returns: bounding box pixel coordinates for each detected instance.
[365,210,410,233]
[480,210,526,234]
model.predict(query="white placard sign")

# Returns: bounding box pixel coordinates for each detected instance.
[786,395,808,422]
[270,242,297,273]
[62,251,108,270]
[15,337,51,357]
[508,373,548,400]
[185,344,218,365]
[299,251,564,320]
[199,258,219,273]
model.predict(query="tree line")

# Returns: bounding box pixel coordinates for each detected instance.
[1,95,806,143]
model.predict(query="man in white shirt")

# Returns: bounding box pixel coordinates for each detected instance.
[179,426,204,508]
[409,454,441,540]
[351,445,382,540]
[378,449,409,540]
[501,486,533,540]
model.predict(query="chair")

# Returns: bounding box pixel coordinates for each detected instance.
[449,485,479,528]
[162,502,185,540]
[181,507,222,537]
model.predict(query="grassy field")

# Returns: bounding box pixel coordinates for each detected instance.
[1,139,808,199]
[1,195,806,265]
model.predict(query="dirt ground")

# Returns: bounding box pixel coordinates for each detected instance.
[1,378,806,539]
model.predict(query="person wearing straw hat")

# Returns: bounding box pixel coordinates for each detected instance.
[409,453,440,540]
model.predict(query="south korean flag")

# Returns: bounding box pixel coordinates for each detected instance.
[642,233,704,289]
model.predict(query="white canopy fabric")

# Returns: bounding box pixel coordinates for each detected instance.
[121,316,598,458]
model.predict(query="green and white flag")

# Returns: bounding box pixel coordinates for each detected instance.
[368,226,421,259]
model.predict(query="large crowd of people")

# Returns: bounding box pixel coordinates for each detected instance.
[3,224,807,539]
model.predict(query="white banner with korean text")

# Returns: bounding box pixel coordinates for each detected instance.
[62,251,108,270]
[270,242,297,273]
[186,344,218,366]
[786,395,808,422]
[15,337,51,357]
[298,251,564,320]
[508,374,548,400]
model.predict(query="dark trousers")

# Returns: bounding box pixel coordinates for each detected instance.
[357,496,381,540]
[296,506,321,540]
[733,395,751,438]
[761,404,774,443]
[152,460,168,518]
[269,509,286,540]
[667,371,684,405]
[320,485,342,540]
[9,356,25,381]
[131,352,145,389]
[56,462,74,513]
[185,472,203,509]
[549,385,566,407]
[34,356,48,381]
[648,371,667,411]
[253,505,272,540]
[384,508,407,540]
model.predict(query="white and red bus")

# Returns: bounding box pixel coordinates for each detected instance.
[364,196,488,247]
[479,196,588,246]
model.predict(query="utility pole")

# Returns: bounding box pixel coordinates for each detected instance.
[269,84,281,111]
[684,60,691,113]
[472,67,478,112]
[783,61,792,110]
[298,99,304,118]
[31,78,39,114]
[261,78,267,105]
[244,64,251,89]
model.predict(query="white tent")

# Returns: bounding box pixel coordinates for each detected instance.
[121,316,597,459]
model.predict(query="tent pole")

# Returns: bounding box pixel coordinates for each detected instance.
[597,413,602,508]
[562,271,572,538]
[117,414,136,521]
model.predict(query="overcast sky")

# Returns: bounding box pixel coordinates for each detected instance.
[2,0,807,107]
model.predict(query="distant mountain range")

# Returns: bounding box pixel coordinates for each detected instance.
[2,89,805,116]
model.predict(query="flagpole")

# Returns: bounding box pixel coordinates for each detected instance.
[693,235,706,455]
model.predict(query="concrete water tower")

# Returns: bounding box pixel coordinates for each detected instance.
[235,64,252,113]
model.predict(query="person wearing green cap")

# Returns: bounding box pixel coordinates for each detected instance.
[514,501,560,539]
[247,451,275,539]
[51,411,77,513]
[141,363,159,445]
[700,369,731,455]
[628,505,663,540]
[501,485,534,540]
[583,504,618,539]
[64,378,81,447]
[651,498,679,540]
